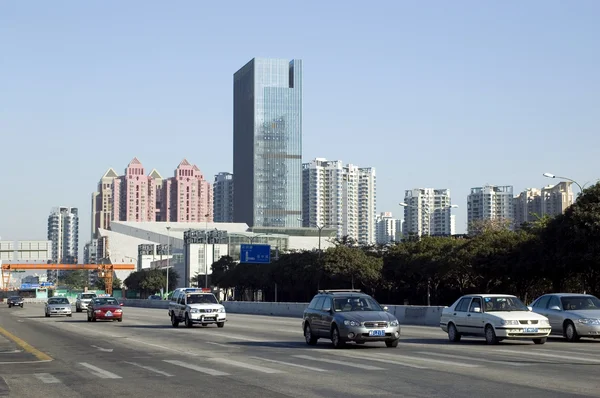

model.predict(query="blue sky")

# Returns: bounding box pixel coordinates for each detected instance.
[1,1,599,249]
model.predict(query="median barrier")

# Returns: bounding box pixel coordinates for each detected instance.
[116,299,446,326]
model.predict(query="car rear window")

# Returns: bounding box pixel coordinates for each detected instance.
[82,294,96,299]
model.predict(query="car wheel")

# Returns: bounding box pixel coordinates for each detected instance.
[87,313,91,322]
[45,311,50,318]
[185,314,193,328]
[448,323,461,342]
[76,307,81,313]
[533,337,546,345]
[91,315,97,322]
[331,326,345,349]
[171,313,179,328]
[20,304,23,308]
[67,314,72,317]
[485,325,499,345]
[564,321,580,342]
[217,322,225,328]
[355,341,365,345]
[117,317,123,322]
[304,323,318,346]
[385,339,399,348]
[8,304,11,308]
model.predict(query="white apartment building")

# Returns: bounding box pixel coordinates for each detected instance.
[467,185,514,232]
[213,172,234,222]
[302,159,376,245]
[376,212,399,244]
[91,168,119,239]
[47,207,79,264]
[403,188,453,237]
[513,182,574,228]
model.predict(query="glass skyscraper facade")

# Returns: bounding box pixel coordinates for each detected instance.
[233,58,303,228]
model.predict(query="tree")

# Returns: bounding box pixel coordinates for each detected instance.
[61,270,89,289]
[468,218,512,236]
[123,268,179,296]
[94,276,123,291]
[323,245,382,293]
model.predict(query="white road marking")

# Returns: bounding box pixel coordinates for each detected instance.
[293,355,386,370]
[208,357,284,373]
[34,373,60,384]
[124,361,174,377]
[312,350,430,370]
[79,362,122,379]
[206,341,238,349]
[91,345,113,352]
[163,359,230,376]
[493,349,600,363]
[377,353,478,368]
[249,356,328,372]
[0,350,22,354]
[417,351,532,367]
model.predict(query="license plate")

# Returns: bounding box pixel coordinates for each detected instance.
[368,330,385,337]
[204,317,215,321]
[105,311,113,317]
[524,327,538,333]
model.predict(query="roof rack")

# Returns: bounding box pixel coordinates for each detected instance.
[318,289,362,294]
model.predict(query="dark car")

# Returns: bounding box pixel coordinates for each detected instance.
[7,296,24,308]
[302,289,401,348]
[87,296,123,322]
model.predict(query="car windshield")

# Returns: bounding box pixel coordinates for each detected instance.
[9,296,21,300]
[82,294,96,299]
[48,298,69,304]
[94,298,119,306]
[484,296,528,312]
[561,296,600,311]
[333,296,383,312]
[187,294,218,304]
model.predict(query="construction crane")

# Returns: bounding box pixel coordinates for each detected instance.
[1,264,135,295]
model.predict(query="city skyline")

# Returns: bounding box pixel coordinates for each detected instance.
[2,2,598,250]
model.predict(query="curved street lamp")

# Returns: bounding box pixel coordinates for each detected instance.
[543,172,584,194]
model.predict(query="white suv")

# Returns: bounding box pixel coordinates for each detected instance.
[75,292,98,312]
[168,288,226,328]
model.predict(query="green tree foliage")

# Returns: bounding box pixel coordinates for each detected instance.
[93,276,123,291]
[124,268,179,296]
[61,270,89,289]
[206,183,600,304]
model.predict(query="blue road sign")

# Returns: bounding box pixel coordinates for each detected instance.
[240,244,271,264]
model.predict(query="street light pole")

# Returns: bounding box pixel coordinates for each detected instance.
[204,213,209,289]
[166,226,171,299]
[543,172,584,198]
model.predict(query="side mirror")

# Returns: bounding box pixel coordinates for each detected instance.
[120,303,124,306]
[527,306,533,312]
[322,307,331,313]
[383,306,389,312]
[472,307,481,313]
[549,305,561,311]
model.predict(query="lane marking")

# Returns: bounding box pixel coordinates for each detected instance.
[206,342,240,349]
[124,361,173,377]
[208,357,284,374]
[292,355,386,370]
[249,356,328,372]
[34,373,60,384]
[0,350,22,354]
[0,360,53,365]
[417,351,532,367]
[163,360,230,376]
[493,349,600,363]
[0,326,52,361]
[91,345,113,352]
[79,362,122,379]
[311,351,429,370]
[375,353,478,368]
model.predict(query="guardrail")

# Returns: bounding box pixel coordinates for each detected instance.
[120,299,445,326]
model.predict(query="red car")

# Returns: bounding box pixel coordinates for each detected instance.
[87,296,123,322]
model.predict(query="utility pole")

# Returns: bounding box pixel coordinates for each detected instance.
[166,226,171,299]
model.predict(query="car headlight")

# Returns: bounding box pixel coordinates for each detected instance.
[539,319,550,325]
[389,320,399,327]
[578,318,600,325]
[218,306,225,313]
[189,308,199,313]
[343,320,361,327]
[501,320,520,326]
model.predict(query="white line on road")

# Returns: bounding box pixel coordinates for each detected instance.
[249,356,328,372]
[493,349,600,363]
[317,351,430,370]
[124,361,174,377]
[163,360,230,376]
[91,345,113,352]
[0,350,22,354]
[206,341,241,349]
[417,351,532,367]
[209,357,284,373]
[34,373,60,384]
[292,355,386,370]
[79,362,122,379]
[376,353,478,368]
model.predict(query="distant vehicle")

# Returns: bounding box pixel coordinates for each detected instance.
[440,294,551,345]
[75,292,98,312]
[7,296,24,308]
[302,289,401,348]
[45,297,72,317]
[87,296,123,322]
[168,288,226,328]
[147,295,162,300]
[530,293,600,342]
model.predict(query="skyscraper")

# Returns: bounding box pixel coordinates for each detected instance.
[467,185,514,233]
[213,172,234,222]
[233,58,303,228]
[403,188,453,237]
[47,207,79,264]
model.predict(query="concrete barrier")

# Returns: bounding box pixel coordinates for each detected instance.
[119,299,445,326]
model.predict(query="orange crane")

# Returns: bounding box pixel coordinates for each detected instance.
[1,263,135,295]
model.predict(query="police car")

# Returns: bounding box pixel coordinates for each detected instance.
[168,288,226,328]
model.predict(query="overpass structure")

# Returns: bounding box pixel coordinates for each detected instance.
[1,263,135,295]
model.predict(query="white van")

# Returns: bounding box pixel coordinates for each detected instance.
[168,288,226,328]
[75,292,98,312]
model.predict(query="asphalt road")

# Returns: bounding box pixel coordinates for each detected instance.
[0,304,599,398]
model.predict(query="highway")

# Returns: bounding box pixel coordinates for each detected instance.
[0,304,599,398]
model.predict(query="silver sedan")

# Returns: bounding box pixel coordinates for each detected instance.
[529,293,600,341]
[45,297,73,317]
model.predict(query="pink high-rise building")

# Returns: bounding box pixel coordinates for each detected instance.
[91,157,213,233]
